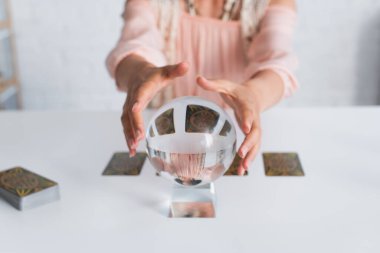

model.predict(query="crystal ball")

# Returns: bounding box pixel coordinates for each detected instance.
[146,96,236,187]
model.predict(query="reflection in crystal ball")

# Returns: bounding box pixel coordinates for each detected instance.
[146,96,236,187]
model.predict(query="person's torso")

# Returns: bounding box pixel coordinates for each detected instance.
[173,1,248,107]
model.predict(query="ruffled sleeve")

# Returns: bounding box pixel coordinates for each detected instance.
[244,5,299,97]
[106,0,167,78]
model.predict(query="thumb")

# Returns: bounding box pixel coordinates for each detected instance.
[196,76,236,94]
[160,62,189,80]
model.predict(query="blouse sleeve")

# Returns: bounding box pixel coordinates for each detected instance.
[106,0,167,78]
[244,5,299,98]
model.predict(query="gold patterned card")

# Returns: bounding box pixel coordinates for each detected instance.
[185,105,220,133]
[0,167,57,197]
[155,108,175,135]
[102,152,146,176]
[224,154,248,176]
[263,152,304,176]
[219,120,232,136]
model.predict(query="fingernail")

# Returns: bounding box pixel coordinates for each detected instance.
[129,151,136,157]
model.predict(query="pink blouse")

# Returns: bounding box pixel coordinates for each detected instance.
[106,0,298,107]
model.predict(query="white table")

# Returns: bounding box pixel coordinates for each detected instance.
[0,108,379,253]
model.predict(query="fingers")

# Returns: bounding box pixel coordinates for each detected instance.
[234,108,255,135]
[128,110,139,147]
[133,61,187,109]
[128,61,188,140]
[242,141,260,170]
[130,90,150,134]
[127,81,159,144]
[241,109,254,134]
[196,76,235,94]
[129,104,144,145]
[237,141,260,175]
[130,101,145,141]
[121,62,189,156]
[132,62,188,111]
[122,92,147,157]
[238,125,261,158]
[237,123,261,175]
[121,105,136,156]
[160,62,189,80]
[126,102,145,157]
[237,161,246,176]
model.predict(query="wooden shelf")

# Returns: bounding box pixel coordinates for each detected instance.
[0,82,17,104]
[0,76,17,86]
[0,0,21,109]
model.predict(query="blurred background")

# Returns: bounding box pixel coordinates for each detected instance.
[0,0,379,110]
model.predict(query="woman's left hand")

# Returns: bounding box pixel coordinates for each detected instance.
[197,76,262,175]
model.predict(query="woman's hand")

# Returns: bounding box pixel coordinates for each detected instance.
[196,76,262,175]
[116,54,188,156]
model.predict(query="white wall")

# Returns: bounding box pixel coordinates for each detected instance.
[9,0,380,109]
[11,0,126,110]
[288,0,380,106]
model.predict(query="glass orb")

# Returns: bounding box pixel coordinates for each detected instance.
[146,96,236,187]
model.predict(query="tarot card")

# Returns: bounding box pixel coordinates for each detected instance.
[0,167,57,198]
[0,167,59,210]
[224,153,248,176]
[102,152,146,176]
[155,108,175,135]
[219,120,232,136]
[185,105,220,133]
[263,152,304,176]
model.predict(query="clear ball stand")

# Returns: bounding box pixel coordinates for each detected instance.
[169,183,216,218]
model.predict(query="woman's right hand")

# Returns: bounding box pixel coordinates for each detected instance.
[116,54,188,156]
